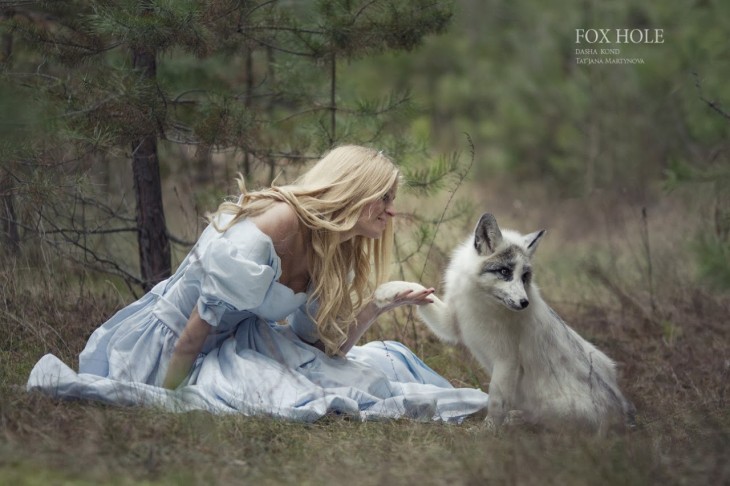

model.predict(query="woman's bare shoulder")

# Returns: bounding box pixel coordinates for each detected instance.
[249,202,301,245]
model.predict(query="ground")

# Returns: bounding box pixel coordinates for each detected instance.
[1,183,728,485]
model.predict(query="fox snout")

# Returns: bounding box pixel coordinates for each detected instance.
[480,277,532,311]
[507,297,529,311]
[490,288,530,311]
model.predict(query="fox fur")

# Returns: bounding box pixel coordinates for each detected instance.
[375,213,635,432]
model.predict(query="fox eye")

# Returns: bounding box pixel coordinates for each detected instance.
[499,268,511,278]
[522,272,532,284]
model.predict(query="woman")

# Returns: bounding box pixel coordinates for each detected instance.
[28,146,489,422]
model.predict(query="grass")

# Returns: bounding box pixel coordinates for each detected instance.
[1,185,729,485]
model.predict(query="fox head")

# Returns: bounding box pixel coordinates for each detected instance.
[471,213,545,311]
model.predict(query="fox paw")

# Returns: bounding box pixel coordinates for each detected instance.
[484,415,499,433]
[373,281,427,310]
[503,409,525,427]
[484,410,524,433]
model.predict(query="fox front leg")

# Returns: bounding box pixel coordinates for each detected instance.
[374,281,458,343]
[486,362,521,427]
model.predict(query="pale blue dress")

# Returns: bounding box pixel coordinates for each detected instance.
[27,215,489,422]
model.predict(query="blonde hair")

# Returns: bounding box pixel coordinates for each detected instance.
[209,145,399,355]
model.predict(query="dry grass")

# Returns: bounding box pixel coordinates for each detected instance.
[1,183,729,485]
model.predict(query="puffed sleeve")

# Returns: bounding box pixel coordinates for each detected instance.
[195,237,277,327]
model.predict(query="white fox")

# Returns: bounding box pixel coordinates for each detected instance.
[375,213,635,431]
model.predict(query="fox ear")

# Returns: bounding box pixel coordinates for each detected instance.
[524,230,546,256]
[474,213,502,255]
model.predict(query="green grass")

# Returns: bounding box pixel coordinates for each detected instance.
[1,392,727,485]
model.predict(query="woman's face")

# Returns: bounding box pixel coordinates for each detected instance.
[352,183,397,239]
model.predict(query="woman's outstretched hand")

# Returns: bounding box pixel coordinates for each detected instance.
[340,281,435,354]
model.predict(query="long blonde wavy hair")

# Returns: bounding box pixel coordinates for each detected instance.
[208,145,399,355]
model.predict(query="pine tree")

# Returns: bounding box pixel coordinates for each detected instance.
[0,0,452,289]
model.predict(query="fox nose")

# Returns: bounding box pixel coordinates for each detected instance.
[519,299,529,309]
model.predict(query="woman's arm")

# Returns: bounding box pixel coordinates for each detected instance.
[162,306,212,389]
[339,287,434,354]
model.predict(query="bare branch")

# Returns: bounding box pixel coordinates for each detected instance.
[165,230,195,247]
[693,71,730,121]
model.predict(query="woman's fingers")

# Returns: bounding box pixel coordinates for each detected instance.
[394,287,435,305]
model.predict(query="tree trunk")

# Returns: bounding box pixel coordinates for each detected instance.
[1,28,19,254]
[242,46,253,178]
[265,45,276,184]
[329,51,336,144]
[1,8,14,63]
[131,44,170,290]
[1,32,12,62]
[1,171,20,254]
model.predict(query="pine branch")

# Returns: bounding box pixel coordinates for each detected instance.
[237,32,317,57]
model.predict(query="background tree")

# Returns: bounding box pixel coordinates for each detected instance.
[0,0,453,290]
[340,0,730,287]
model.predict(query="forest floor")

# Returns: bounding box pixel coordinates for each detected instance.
[1,182,728,485]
